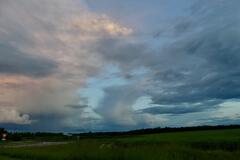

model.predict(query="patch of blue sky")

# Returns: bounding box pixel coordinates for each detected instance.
[79,65,150,110]
[78,65,128,108]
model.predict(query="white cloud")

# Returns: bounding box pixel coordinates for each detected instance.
[0,108,32,124]
[0,0,132,127]
[212,101,240,120]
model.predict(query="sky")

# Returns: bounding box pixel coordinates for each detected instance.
[0,0,240,132]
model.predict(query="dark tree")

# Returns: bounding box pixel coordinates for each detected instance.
[0,128,7,134]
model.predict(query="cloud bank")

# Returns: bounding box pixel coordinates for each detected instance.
[0,0,240,131]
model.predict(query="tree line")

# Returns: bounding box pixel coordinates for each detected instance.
[1,125,240,140]
[73,125,240,138]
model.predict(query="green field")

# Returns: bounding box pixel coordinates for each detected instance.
[0,129,240,160]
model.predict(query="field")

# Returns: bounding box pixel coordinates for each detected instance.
[0,129,240,160]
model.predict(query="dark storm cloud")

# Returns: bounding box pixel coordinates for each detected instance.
[148,0,240,107]
[93,38,149,70]
[65,97,90,109]
[151,70,240,105]
[153,20,194,38]
[139,100,220,115]
[193,115,240,126]
[0,44,57,77]
[24,114,67,132]
[97,24,240,115]
[140,106,200,115]
[153,69,186,82]
[95,0,240,129]
[65,104,89,109]
[151,30,240,105]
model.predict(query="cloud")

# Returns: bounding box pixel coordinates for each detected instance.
[0,108,32,124]
[94,83,168,130]
[65,104,89,109]
[92,0,240,129]
[95,85,142,126]
[0,0,132,128]
[0,44,57,77]
[0,0,240,131]
[150,12,240,106]
[139,100,219,115]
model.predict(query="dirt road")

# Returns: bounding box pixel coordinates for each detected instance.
[2,141,70,148]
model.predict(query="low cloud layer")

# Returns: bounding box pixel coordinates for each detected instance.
[0,108,31,124]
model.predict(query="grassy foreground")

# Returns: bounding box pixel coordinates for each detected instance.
[0,129,240,160]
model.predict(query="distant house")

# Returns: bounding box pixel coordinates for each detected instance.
[2,133,7,141]
[0,128,8,141]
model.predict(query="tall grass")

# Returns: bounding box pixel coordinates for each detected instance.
[0,129,240,160]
